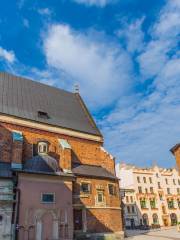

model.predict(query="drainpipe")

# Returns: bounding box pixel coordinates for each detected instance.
[12,173,21,240]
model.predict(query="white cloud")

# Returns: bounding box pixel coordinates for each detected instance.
[23,18,29,28]
[100,0,180,167]
[38,8,52,16]
[138,0,180,79]
[73,0,113,7]
[117,17,145,54]
[4,0,179,168]
[0,47,16,63]
[43,24,132,108]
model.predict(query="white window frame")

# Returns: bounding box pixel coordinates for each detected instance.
[38,142,48,154]
[95,190,106,206]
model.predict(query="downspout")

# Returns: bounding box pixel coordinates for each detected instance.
[12,173,21,240]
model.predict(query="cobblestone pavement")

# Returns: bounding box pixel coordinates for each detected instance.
[125,227,180,240]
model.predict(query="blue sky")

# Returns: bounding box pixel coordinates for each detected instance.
[0,0,179,168]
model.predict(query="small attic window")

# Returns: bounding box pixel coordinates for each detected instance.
[38,111,49,119]
[38,142,48,154]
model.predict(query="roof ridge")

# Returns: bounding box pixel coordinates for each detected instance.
[0,72,102,137]
[0,71,73,95]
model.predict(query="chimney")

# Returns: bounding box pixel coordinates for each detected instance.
[11,131,23,170]
[74,84,79,94]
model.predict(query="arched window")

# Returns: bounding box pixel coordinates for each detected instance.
[142,214,149,226]
[152,214,159,224]
[38,142,48,154]
[170,213,177,226]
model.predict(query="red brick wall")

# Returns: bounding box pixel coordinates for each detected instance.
[86,208,122,233]
[0,124,12,163]
[0,122,115,174]
[73,177,120,207]
[174,147,180,174]
[0,121,123,233]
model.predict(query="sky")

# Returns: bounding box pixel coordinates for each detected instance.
[0,0,179,168]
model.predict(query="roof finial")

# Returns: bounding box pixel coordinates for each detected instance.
[74,84,79,94]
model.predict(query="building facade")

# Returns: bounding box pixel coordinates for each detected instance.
[0,163,14,240]
[0,72,123,240]
[116,163,180,229]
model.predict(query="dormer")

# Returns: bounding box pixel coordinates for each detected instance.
[38,141,49,155]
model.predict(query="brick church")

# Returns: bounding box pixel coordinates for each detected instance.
[0,72,123,240]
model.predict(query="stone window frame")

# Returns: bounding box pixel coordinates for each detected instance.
[165,178,168,185]
[80,181,91,194]
[108,183,116,196]
[138,186,142,194]
[127,206,130,213]
[149,177,152,184]
[150,198,156,209]
[140,198,147,209]
[173,179,176,185]
[41,192,55,204]
[167,187,171,195]
[38,141,48,154]
[131,205,135,213]
[143,177,147,184]
[137,176,140,183]
[150,187,154,194]
[167,198,174,209]
[95,189,106,206]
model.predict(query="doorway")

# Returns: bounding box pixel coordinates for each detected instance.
[74,209,83,231]
[41,212,53,240]
[130,219,135,229]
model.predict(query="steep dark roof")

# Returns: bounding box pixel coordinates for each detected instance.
[0,72,101,136]
[23,155,60,174]
[0,162,12,178]
[72,164,117,180]
[170,143,180,154]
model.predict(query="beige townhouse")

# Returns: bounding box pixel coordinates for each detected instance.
[116,163,180,229]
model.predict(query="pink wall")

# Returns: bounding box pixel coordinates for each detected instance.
[18,173,73,240]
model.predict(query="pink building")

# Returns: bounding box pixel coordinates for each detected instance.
[17,155,74,240]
